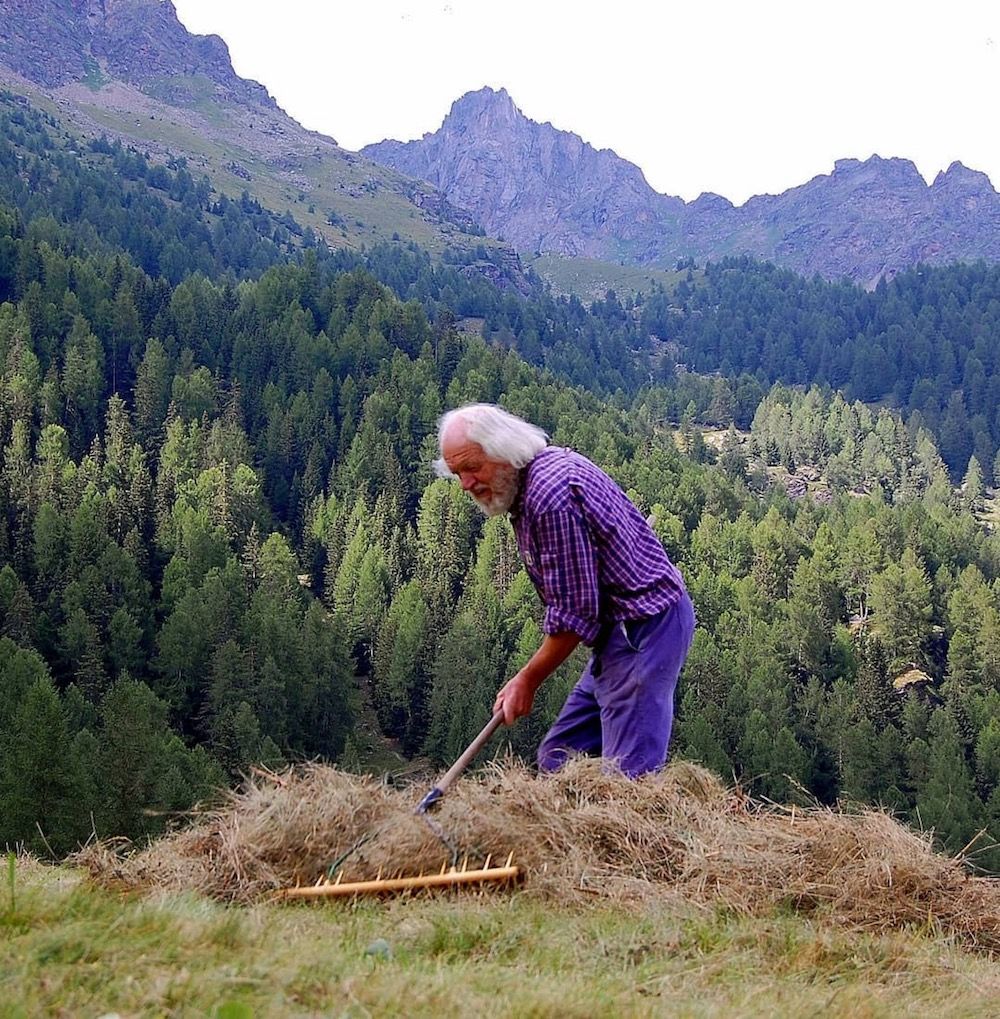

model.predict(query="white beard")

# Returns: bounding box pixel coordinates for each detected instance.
[473,465,519,516]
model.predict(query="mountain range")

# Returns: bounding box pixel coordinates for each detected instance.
[363,87,1000,286]
[3,2,1000,288]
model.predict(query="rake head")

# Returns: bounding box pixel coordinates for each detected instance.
[279,853,520,900]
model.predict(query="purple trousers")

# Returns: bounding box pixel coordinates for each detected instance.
[537,592,696,778]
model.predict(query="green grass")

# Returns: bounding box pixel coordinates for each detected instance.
[82,58,106,93]
[66,97,495,260]
[525,253,691,302]
[141,75,235,129]
[3,858,999,1017]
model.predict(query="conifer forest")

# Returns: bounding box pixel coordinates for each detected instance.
[4,92,1000,872]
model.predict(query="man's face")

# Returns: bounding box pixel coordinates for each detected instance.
[441,428,519,516]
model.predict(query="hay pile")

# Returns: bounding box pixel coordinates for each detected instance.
[77,758,1000,950]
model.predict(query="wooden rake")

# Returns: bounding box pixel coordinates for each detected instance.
[281,711,520,899]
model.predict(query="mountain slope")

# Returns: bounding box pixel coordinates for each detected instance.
[0,0,274,107]
[363,87,1000,285]
[0,0,507,267]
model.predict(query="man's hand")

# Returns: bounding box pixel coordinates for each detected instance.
[494,670,537,725]
[493,631,582,725]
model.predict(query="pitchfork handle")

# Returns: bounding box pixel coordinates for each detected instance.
[436,710,505,795]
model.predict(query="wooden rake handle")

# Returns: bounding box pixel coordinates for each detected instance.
[417,710,505,812]
[439,709,505,794]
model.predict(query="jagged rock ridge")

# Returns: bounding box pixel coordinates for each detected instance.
[363,88,1000,284]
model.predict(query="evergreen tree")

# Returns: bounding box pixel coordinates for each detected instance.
[915,710,984,855]
[869,549,933,672]
[962,455,985,512]
[854,635,899,728]
[372,580,429,750]
[0,675,91,853]
[424,612,501,766]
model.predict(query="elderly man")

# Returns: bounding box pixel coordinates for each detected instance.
[436,403,695,777]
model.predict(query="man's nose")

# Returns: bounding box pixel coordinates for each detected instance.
[459,473,477,491]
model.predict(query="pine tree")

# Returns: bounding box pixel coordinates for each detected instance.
[675,690,732,777]
[108,606,145,679]
[978,606,1000,693]
[962,455,985,512]
[974,717,1000,800]
[372,581,429,748]
[0,675,91,853]
[424,612,500,766]
[915,710,984,855]
[717,425,747,480]
[96,677,219,839]
[353,543,390,663]
[869,548,933,672]
[855,635,899,728]
[134,338,172,445]
[739,708,807,802]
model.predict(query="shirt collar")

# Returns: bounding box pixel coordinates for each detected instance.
[509,466,528,521]
[508,446,549,521]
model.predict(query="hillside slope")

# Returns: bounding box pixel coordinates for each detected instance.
[0,0,503,264]
[12,759,1000,1015]
[7,855,999,1017]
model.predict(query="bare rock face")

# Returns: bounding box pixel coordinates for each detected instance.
[0,0,90,85]
[92,0,275,108]
[364,88,1000,283]
[363,88,685,260]
[737,157,1000,286]
[0,0,275,108]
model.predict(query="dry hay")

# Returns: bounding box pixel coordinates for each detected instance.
[76,758,1000,951]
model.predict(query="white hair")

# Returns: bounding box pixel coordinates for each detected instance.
[433,403,548,478]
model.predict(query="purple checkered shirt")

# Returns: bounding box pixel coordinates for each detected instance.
[510,447,686,646]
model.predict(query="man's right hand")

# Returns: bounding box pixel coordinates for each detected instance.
[494,631,582,724]
[494,670,536,725]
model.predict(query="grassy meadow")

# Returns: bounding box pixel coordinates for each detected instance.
[3,856,1000,1018]
[524,253,691,301]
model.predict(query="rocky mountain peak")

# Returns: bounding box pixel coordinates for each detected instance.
[932,160,995,189]
[829,155,925,186]
[0,0,275,108]
[362,86,673,259]
[690,192,734,212]
[449,86,517,121]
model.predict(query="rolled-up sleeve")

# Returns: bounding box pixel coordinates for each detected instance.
[533,508,601,644]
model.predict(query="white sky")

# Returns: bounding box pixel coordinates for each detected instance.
[171,0,1000,206]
